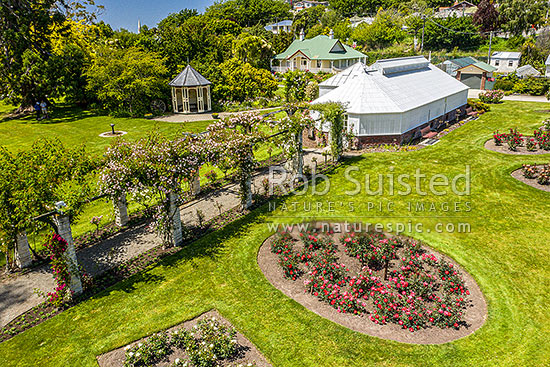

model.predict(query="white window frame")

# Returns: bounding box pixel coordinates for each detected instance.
[495,60,499,66]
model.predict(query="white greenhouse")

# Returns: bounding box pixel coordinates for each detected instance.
[311,56,469,144]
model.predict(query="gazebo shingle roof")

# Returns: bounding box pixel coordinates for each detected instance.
[169,65,211,87]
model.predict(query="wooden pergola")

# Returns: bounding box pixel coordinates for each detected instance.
[169,65,212,114]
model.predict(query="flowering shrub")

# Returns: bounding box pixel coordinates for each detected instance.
[537,166,550,185]
[272,230,470,331]
[526,138,538,151]
[43,233,73,308]
[522,164,539,179]
[478,90,505,104]
[535,130,550,150]
[506,128,523,151]
[493,131,506,146]
[124,317,240,367]
[124,333,170,367]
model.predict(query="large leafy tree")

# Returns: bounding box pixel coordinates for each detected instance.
[85,47,168,116]
[351,9,405,49]
[205,0,291,28]
[423,16,481,51]
[232,33,274,69]
[499,0,548,36]
[0,0,66,107]
[473,0,500,33]
[210,58,278,102]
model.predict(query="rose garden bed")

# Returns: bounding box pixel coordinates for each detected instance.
[258,223,487,344]
[511,164,550,192]
[485,128,550,155]
[97,310,271,367]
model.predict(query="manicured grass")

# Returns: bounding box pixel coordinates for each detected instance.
[1,101,549,366]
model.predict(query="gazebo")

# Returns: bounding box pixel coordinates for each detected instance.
[169,65,212,114]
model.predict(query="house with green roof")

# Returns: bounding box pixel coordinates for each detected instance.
[440,57,496,90]
[271,31,367,74]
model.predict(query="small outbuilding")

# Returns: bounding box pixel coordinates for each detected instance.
[169,65,212,114]
[545,55,550,77]
[516,64,541,78]
[312,56,469,145]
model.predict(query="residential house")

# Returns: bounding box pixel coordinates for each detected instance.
[349,15,375,28]
[545,55,550,77]
[293,0,329,11]
[264,20,293,34]
[440,57,496,90]
[272,32,367,73]
[312,56,469,145]
[490,52,521,73]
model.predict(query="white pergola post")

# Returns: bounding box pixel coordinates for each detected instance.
[15,231,32,268]
[113,194,129,227]
[190,171,201,196]
[54,215,83,295]
[168,192,183,246]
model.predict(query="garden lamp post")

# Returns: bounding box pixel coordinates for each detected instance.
[110,123,115,135]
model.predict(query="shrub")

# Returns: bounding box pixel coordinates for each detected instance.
[493,130,506,145]
[535,130,550,150]
[468,98,490,112]
[537,166,550,185]
[522,164,539,178]
[205,169,218,183]
[478,89,505,104]
[124,333,170,367]
[506,128,523,151]
[513,77,550,96]
[494,79,515,91]
[526,138,538,151]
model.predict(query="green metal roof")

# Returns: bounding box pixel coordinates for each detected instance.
[274,35,366,61]
[450,57,479,68]
[449,57,496,73]
[473,61,497,73]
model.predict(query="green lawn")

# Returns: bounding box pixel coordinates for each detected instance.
[1,101,549,366]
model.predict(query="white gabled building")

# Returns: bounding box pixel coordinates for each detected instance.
[311,56,469,145]
[490,52,521,74]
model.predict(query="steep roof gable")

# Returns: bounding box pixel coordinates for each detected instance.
[275,35,366,60]
[169,65,211,87]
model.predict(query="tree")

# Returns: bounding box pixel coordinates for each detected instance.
[232,33,274,69]
[292,6,327,35]
[473,0,500,33]
[499,0,548,37]
[520,38,545,71]
[423,16,481,51]
[157,8,199,30]
[0,139,96,270]
[0,0,67,108]
[205,0,291,28]
[283,70,309,102]
[85,47,168,116]
[351,8,405,49]
[212,58,278,102]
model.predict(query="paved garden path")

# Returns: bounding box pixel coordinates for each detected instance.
[154,107,282,123]
[0,148,324,328]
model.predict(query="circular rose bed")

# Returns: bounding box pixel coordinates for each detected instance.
[258,224,487,344]
[485,128,550,155]
[511,164,550,192]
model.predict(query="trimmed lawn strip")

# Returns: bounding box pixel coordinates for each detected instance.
[0,101,548,366]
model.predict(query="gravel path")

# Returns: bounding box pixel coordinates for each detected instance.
[0,148,324,328]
